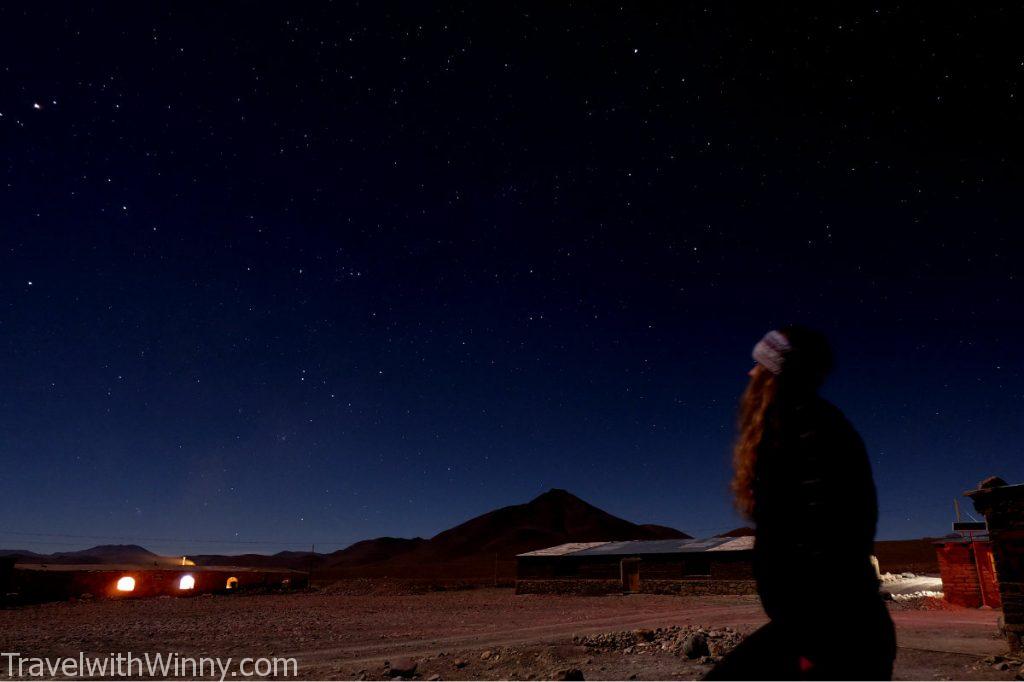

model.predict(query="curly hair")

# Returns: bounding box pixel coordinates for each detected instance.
[731,325,833,518]
[731,366,777,518]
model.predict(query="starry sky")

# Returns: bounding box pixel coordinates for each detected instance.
[2,4,1023,555]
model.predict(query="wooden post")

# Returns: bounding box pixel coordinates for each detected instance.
[965,535,988,608]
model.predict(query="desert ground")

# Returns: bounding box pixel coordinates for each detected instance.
[0,585,1018,681]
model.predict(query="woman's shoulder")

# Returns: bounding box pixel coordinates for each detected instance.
[792,397,862,445]
[791,395,841,421]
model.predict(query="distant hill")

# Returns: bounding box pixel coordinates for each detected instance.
[190,539,428,570]
[53,544,163,564]
[716,527,755,537]
[201,490,688,577]
[3,490,690,582]
[640,523,689,537]
[3,544,178,566]
[318,489,690,580]
[189,551,324,569]
[418,489,689,560]
[0,549,49,562]
[325,537,428,567]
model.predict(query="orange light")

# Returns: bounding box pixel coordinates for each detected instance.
[178,574,195,590]
[116,576,135,592]
[226,577,239,589]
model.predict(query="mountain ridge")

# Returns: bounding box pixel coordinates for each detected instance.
[3,489,688,575]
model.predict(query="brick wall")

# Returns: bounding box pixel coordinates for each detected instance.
[936,541,1000,608]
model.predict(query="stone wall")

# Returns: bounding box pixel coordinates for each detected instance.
[638,579,758,596]
[514,578,757,596]
[515,551,754,596]
[515,579,621,595]
[967,479,1024,654]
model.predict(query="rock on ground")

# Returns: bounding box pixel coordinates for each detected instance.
[386,658,417,678]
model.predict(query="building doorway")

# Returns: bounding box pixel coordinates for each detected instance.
[620,558,640,593]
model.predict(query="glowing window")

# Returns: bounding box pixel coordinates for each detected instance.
[178,574,195,590]
[226,577,239,589]
[116,576,135,592]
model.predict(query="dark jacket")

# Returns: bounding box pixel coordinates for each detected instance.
[752,395,882,632]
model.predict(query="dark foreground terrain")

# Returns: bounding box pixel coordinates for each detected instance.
[0,587,1015,680]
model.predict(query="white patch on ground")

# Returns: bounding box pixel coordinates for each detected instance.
[879,573,944,600]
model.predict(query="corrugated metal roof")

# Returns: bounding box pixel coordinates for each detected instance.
[517,536,753,558]
[518,542,611,557]
[706,536,754,552]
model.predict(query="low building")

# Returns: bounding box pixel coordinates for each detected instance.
[6,563,306,604]
[934,537,1000,608]
[515,537,755,596]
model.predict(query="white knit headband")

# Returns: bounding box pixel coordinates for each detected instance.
[752,330,791,375]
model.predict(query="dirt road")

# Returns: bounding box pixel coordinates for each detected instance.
[0,588,1015,680]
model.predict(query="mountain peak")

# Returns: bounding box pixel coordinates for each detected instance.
[530,488,585,504]
[87,544,153,553]
[54,544,158,557]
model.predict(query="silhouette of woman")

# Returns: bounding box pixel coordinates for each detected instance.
[707,326,895,680]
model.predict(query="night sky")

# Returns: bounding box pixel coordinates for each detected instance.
[3,4,1023,555]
